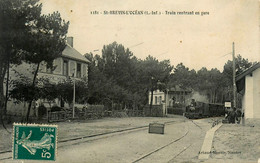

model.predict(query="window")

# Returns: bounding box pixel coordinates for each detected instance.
[155,96,158,104]
[63,60,68,76]
[159,96,162,104]
[76,63,81,78]
[82,64,86,77]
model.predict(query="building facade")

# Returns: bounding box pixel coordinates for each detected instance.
[6,37,90,116]
[148,86,192,107]
[148,90,165,105]
[38,37,89,83]
[236,62,260,119]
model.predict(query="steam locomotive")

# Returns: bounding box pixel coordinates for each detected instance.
[184,99,225,119]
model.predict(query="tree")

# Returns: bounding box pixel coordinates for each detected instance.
[85,42,173,112]
[139,55,173,112]
[222,54,254,104]
[9,76,56,105]
[169,63,196,89]
[38,78,58,108]
[9,75,40,104]
[0,0,42,124]
[141,56,172,89]
[56,79,88,106]
[86,52,131,109]
[21,12,69,122]
[87,42,142,109]
[1,1,69,122]
[223,54,254,83]
[101,42,137,89]
[85,53,112,104]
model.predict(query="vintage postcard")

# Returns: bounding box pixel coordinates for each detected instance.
[0,0,259,162]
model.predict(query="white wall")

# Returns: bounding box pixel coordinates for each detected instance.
[242,92,246,117]
[244,75,254,118]
[253,68,260,118]
[148,90,165,105]
[244,67,260,119]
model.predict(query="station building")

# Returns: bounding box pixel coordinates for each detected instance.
[5,37,90,117]
[236,62,260,119]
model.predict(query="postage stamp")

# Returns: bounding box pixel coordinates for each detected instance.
[12,123,58,161]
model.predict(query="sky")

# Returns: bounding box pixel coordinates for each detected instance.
[41,0,260,71]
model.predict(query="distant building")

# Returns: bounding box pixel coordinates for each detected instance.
[236,62,260,119]
[148,86,192,106]
[148,90,164,105]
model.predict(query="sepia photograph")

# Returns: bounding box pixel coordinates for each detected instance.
[0,0,260,162]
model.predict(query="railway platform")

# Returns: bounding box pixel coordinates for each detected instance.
[207,119,260,163]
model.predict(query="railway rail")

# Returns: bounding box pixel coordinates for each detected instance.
[132,119,203,163]
[132,130,190,163]
[167,120,204,162]
[0,118,221,162]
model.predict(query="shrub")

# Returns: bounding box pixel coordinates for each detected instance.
[111,110,128,117]
[38,105,47,119]
[167,107,185,115]
[50,106,63,112]
[86,105,105,118]
[144,105,164,117]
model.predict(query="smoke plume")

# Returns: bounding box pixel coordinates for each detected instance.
[190,92,209,103]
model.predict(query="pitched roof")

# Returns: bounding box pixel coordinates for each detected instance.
[236,62,260,93]
[62,44,90,63]
[236,62,260,82]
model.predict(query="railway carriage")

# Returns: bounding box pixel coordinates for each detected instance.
[184,100,225,119]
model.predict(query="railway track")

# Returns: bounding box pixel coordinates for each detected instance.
[131,119,203,163]
[0,119,186,161]
[132,130,190,163]
[167,120,204,162]
[131,117,223,163]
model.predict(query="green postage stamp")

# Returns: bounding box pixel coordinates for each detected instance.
[12,123,58,161]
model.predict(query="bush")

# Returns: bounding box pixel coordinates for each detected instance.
[111,110,128,117]
[38,105,47,119]
[144,105,164,117]
[167,107,185,115]
[127,110,143,117]
[50,106,63,112]
[86,105,105,118]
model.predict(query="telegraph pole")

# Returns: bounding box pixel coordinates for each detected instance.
[72,71,76,118]
[73,78,75,118]
[232,42,236,108]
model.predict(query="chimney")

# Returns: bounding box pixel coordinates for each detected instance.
[67,37,73,47]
